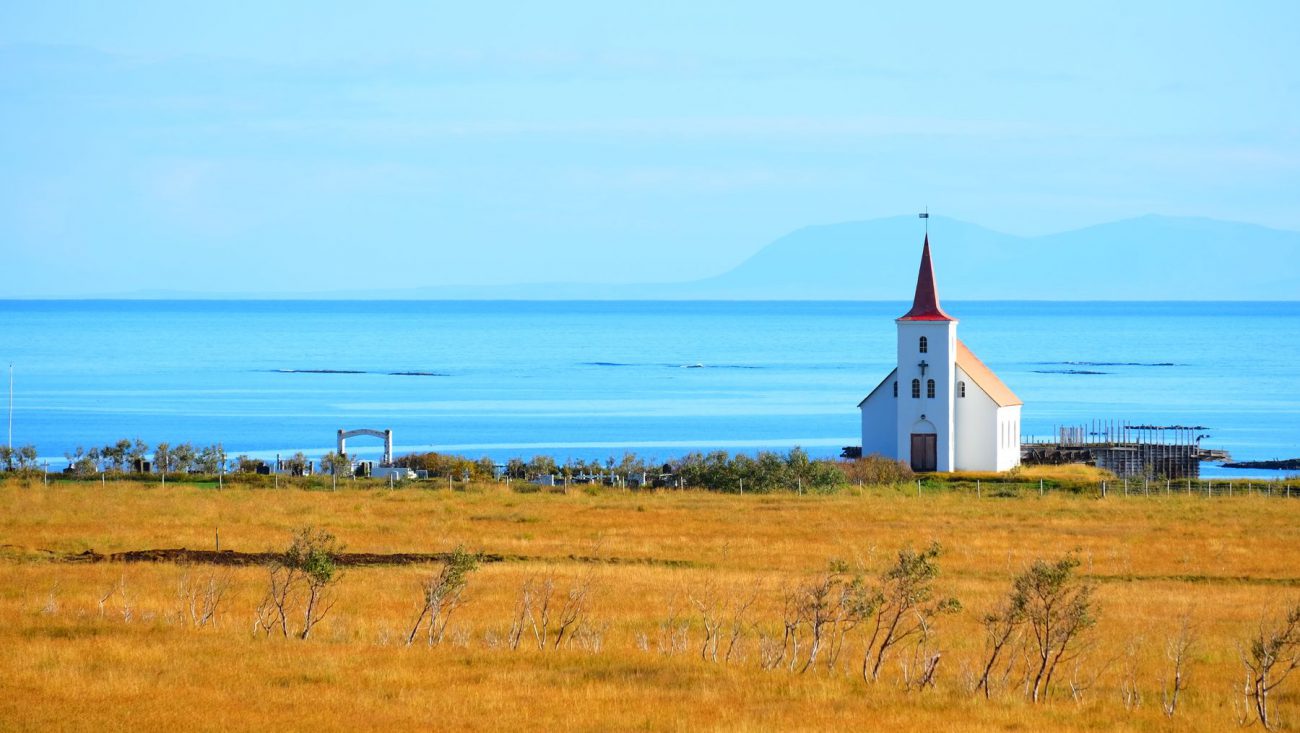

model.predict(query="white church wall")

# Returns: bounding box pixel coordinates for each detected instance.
[995,405,1023,472]
[859,374,898,459]
[953,365,1000,471]
[895,320,956,471]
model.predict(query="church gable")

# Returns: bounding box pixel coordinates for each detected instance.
[857,368,897,408]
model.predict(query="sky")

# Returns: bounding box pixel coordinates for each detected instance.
[1,1,1297,296]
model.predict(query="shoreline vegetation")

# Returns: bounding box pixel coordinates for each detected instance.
[6,440,1298,493]
[3,475,1300,731]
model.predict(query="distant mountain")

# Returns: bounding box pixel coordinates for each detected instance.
[685,214,1300,300]
[100,214,1300,300]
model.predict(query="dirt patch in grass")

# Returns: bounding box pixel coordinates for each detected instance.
[56,547,697,569]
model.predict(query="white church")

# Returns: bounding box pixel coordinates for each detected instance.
[858,236,1023,472]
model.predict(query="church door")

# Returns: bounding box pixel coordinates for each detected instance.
[910,433,937,472]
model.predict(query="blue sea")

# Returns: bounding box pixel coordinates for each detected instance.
[1,300,1297,478]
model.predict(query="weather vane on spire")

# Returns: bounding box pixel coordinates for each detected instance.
[918,207,929,235]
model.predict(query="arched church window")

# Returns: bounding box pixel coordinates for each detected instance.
[926,379,936,398]
[919,336,928,353]
[892,381,898,398]
[958,381,966,398]
[911,379,920,398]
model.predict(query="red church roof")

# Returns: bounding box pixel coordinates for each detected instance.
[898,235,955,322]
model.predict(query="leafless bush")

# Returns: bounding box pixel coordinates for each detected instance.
[1120,638,1143,711]
[1068,653,1109,706]
[99,576,132,622]
[40,583,59,615]
[655,600,690,656]
[508,573,596,651]
[900,615,942,691]
[758,628,786,671]
[449,627,472,648]
[793,563,874,674]
[177,567,231,629]
[689,579,759,664]
[573,621,608,654]
[1160,613,1195,718]
[1236,601,1300,730]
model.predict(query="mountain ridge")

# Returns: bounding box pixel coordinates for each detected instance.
[25,214,1300,300]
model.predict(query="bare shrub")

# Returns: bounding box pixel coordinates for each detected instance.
[689,579,759,664]
[99,576,132,622]
[899,613,942,691]
[655,600,690,656]
[509,573,595,651]
[40,583,59,615]
[1119,638,1143,711]
[1236,601,1300,730]
[790,562,874,674]
[177,567,231,629]
[1160,613,1195,718]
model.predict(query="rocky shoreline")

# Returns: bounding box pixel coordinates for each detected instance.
[1222,458,1300,470]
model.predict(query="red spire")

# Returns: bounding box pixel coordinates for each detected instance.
[899,235,955,321]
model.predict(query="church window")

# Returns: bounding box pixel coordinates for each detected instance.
[958,381,966,398]
[911,379,920,398]
[892,381,898,398]
[926,379,935,398]
[919,336,928,353]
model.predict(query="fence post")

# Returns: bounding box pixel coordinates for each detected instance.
[1039,478,1044,497]
[916,479,921,498]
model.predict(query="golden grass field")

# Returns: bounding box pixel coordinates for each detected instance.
[2,468,1299,732]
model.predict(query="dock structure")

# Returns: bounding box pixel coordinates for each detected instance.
[1021,421,1227,479]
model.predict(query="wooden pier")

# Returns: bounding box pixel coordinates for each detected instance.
[1022,421,1228,479]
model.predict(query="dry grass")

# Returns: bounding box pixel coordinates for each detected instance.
[2,477,1299,731]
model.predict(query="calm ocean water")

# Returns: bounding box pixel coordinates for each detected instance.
[1,300,1296,477]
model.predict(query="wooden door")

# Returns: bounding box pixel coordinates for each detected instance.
[910,433,937,472]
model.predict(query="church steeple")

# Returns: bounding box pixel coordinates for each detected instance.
[898,235,955,322]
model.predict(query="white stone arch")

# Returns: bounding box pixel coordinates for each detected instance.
[337,428,393,466]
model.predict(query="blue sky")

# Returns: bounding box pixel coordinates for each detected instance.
[1,1,1297,296]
